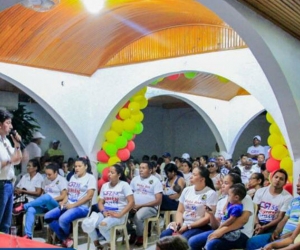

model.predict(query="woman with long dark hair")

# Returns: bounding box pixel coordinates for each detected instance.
[82,164,134,250]
[160,166,218,240]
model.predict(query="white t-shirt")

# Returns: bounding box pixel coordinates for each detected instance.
[239,167,256,185]
[16,172,44,201]
[42,174,68,199]
[253,186,293,224]
[247,145,265,163]
[21,142,41,175]
[153,173,163,182]
[130,175,163,206]
[67,173,96,206]
[179,186,218,225]
[0,137,18,180]
[216,194,254,238]
[251,164,261,173]
[100,181,133,212]
[210,173,221,188]
[183,172,192,186]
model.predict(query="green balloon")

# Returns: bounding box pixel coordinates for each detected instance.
[133,122,144,135]
[122,131,134,140]
[184,72,198,79]
[105,143,117,157]
[97,162,108,174]
[115,136,128,149]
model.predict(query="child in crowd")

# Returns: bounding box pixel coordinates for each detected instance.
[173,184,182,194]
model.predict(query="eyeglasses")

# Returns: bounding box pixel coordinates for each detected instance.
[207,164,215,168]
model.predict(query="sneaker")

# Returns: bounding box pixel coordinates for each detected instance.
[135,236,143,247]
[129,234,137,244]
[13,203,25,215]
[61,238,73,248]
[22,235,32,240]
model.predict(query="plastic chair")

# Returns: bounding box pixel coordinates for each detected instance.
[162,210,177,229]
[143,206,161,249]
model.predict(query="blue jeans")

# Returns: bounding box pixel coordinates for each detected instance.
[189,230,249,250]
[23,194,59,237]
[246,233,272,250]
[160,225,212,240]
[45,205,89,241]
[0,182,13,233]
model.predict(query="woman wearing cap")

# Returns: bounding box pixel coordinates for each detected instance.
[13,163,68,239]
[82,164,134,250]
[161,163,186,211]
[160,166,218,240]
[44,157,96,248]
[0,109,22,233]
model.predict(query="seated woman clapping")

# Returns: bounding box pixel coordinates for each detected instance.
[82,164,134,250]
[13,163,68,239]
[44,157,96,248]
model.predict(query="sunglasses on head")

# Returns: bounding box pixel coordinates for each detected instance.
[207,164,215,168]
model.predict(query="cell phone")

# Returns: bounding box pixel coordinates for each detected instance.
[205,205,212,211]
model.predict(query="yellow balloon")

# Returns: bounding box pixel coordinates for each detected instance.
[131,111,144,123]
[271,144,288,160]
[128,102,140,114]
[111,120,123,134]
[269,123,280,135]
[280,135,286,145]
[132,95,144,102]
[105,130,119,143]
[123,119,136,132]
[288,175,293,183]
[108,156,120,166]
[119,108,131,120]
[280,156,293,176]
[267,134,282,147]
[139,98,148,109]
[102,141,109,151]
[266,112,274,124]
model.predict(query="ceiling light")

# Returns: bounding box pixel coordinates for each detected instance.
[22,0,60,12]
[82,0,105,14]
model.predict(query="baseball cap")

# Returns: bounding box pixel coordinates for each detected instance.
[181,153,190,160]
[208,158,216,163]
[81,212,100,233]
[162,152,171,158]
[253,135,261,141]
[52,140,60,144]
[32,131,46,139]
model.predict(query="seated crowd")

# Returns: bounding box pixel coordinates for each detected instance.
[10,142,299,250]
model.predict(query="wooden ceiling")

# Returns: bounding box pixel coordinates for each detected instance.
[238,0,300,40]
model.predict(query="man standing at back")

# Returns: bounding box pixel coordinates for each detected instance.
[129,161,163,246]
[247,135,265,163]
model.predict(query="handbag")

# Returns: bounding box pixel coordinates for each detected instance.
[13,193,28,209]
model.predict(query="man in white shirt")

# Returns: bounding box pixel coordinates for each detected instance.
[129,161,163,246]
[246,169,293,250]
[239,158,258,186]
[252,154,265,173]
[247,135,265,164]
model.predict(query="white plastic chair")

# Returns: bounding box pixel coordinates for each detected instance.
[143,206,161,249]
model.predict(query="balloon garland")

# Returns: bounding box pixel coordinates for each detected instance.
[266,112,293,194]
[150,72,198,85]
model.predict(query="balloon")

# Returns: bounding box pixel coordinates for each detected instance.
[136,86,147,96]
[108,156,120,166]
[102,141,109,151]
[132,95,144,102]
[280,156,293,176]
[216,75,229,83]
[283,183,293,195]
[116,113,122,120]
[97,150,109,163]
[115,136,127,149]
[269,123,280,135]
[133,122,144,134]
[139,98,148,109]
[111,120,123,134]
[271,144,288,160]
[123,119,136,131]
[267,134,282,147]
[280,135,286,145]
[101,167,110,182]
[117,148,130,161]
[288,175,293,183]
[126,140,135,152]
[131,111,144,123]
[104,143,118,157]
[105,130,119,143]
[98,178,106,193]
[167,74,181,81]
[266,112,274,124]
[184,72,197,79]
[97,162,108,174]
[151,79,160,85]
[128,102,140,114]
[123,101,130,108]
[122,130,134,141]
[119,108,131,120]
[266,157,280,172]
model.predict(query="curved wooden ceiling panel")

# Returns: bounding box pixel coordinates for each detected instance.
[0,0,246,75]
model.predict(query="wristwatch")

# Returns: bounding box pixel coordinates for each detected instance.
[187,224,192,230]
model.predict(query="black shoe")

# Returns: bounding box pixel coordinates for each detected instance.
[129,234,137,244]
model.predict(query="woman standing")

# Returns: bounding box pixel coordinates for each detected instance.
[161,163,186,211]
[45,157,96,248]
[160,166,218,240]
[188,173,254,250]
[83,164,134,250]
[13,163,68,239]
[0,109,22,233]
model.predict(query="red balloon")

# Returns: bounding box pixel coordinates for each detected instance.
[167,74,181,81]
[123,101,130,108]
[284,183,293,195]
[97,150,109,163]
[266,157,280,172]
[98,178,107,194]
[102,167,110,182]
[126,140,135,152]
[117,148,130,161]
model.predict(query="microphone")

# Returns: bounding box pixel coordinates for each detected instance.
[10,130,26,149]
